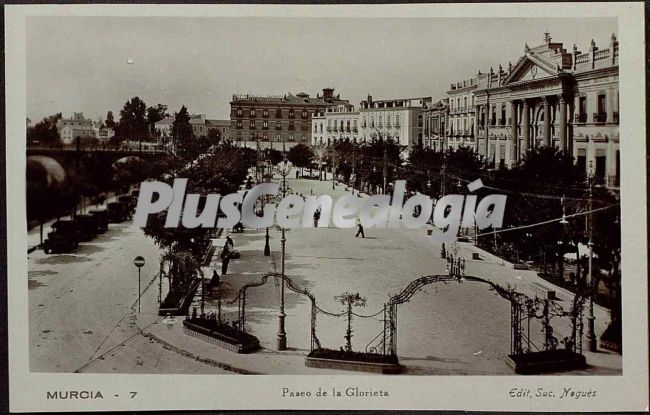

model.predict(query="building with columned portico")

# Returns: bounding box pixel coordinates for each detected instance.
[471,32,619,188]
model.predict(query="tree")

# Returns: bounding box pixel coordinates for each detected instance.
[171,106,195,160]
[146,104,169,136]
[105,111,116,129]
[287,143,313,176]
[27,113,62,145]
[115,97,148,142]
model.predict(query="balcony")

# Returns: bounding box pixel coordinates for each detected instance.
[499,119,506,127]
[288,126,295,131]
[593,112,607,123]
[288,114,295,119]
[577,113,587,124]
[352,127,358,133]
[263,113,269,118]
[326,127,332,132]
[263,126,269,130]
[250,125,257,130]
[607,175,620,189]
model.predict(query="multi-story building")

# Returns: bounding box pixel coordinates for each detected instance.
[472,32,619,188]
[154,114,229,142]
[57,112,98,145]
[311,103,359,147]
[447,78,477,151]
[422,99,449,151]
[229,88,348,149]
[357,95,431,149]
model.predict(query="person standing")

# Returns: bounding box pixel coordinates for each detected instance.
[221,236,234,275]
[355,220,365,238]
[313,208,321,228]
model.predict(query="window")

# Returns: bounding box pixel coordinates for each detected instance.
[464,97,467,109]
[236,108,243,116]
[250,108,256,118]
[289,109,295,118]
[395,114,400,127]
[289,121,294,131]
[302,110,308,118]
[371,117,375,128]
[378,116,383,127]
[578,97,587,123]
[263,120,268,129]
[596,94,607,122]
[250,120,256,129]
[289,133,294,141]
[386,115,391,127]
[263,132,268,140]
[275,132,281,141]
[276,108,282,118]
[263,109,269,118]
[275,121,281,130]
[236,120,242,129]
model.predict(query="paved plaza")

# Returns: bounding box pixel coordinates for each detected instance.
[27,169,622,375]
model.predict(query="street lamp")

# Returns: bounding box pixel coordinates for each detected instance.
[586,161,597,352]
[275,156,292,351]
[133,256,145,313]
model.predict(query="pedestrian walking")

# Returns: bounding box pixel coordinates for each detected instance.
[296,170,300,179]
[355,220,365,238]
[313,208,321,227]
[221,236,234,275]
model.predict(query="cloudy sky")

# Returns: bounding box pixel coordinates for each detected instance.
[27,16,617,123]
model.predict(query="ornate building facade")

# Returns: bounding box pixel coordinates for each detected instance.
[472,33,619,188]
[422,99,449,151]
[229,88,348,147]
[311,103,359,147]
[447,79,477,151]
[358,95,431,149]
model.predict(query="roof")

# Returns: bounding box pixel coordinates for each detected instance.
[155,118,174,126]
[231,93,348,107]
[206,119,230,127]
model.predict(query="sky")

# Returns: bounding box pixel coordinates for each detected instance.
[26,16,617,123]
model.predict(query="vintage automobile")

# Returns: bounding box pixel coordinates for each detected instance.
[75,214,100,241]
[118,195,137,215]
[107,201,130,222]
[43,220,80,254]
[88,209,109,233]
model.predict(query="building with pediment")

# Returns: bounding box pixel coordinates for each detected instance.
[472,33,619,189]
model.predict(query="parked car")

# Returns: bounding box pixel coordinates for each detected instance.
[43,220,80,254]
[75,214,100,241]
[118,195,137,215]
[107,202,129,222]
[88,210,109,233]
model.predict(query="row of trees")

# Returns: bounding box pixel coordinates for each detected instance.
[312,137,619,313]
[142,139,256,307]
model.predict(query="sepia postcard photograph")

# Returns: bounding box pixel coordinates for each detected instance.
[4,2,648,412]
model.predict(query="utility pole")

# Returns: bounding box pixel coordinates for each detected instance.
[440,154,446,197]
[383,144,387,194]
[586,161,597,352]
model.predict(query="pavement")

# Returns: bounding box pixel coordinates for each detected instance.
[28,169,622,375]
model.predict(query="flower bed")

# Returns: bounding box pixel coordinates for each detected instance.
[305,349,402,374]
[182,318,260,354]
[506,349,587,374]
